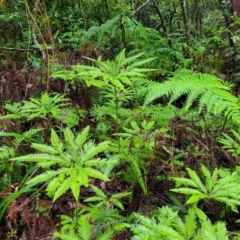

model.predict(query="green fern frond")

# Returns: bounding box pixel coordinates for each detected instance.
[13,126,114,202]
[145,69,240,123]
[130,206,230,240]
[218,130,240,157]
[171,164,240,212]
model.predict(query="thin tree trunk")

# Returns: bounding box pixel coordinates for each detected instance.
[219,0,236,75]
[195,0,202,37]
[153,0,167,36]
[179,0,192,58]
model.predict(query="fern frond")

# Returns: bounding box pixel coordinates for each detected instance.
[12,154,69,167]
[145,69,240,123]
[171,165,240,212]
[184,207,197,238]
[53,177,73,202]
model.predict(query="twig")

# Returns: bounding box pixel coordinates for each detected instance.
[0,46,33,51]
[23,0,50,93]
[130,0,151,17]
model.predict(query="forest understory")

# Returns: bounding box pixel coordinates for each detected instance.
[1,0,240,239]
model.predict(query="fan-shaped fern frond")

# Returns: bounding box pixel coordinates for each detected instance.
[12,126,114,202]
[145,69,240,123]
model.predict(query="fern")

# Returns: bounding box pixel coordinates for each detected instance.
[218,129,240,158]
[129,206,230,240]
[145,69,240,123]
[52,49,155,91]
[12,126,114,202]
[84,184,131,210]
[114,120,159,195]
[80,15,121,47]
[171,164,240,212]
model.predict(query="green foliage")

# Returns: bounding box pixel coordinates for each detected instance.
[53,211,117,240]
[52,49,155,91]
[114,120,160,194]
[12,126,113,202]
[218,129,240,159]
[2,0,240,238]
[145,69,240,123]
[84,184,131,210]
[126,19,190,72]
[0,92,69,120]
[20,92,69,120]
[80,15,122,48]
[0,128,43,188]
[0,93,85,128]
[128,206,229,240]
[171,164,240,212]
[53,193,127,240]
[53,214,95,240]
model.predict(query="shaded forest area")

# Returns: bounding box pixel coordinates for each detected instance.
[1,0,240,239]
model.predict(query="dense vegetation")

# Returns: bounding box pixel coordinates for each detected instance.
[1,0,240,239]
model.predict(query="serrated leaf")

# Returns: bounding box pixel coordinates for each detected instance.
[50,129,63,152]
[171,177,199,188]
[31,143,59,154]
[186,168,207,193]
[70,175,81,201]
[186,194,206,204]
[84,196,104,202]
[82,141,109,162]
[111,199,124,210]
[27,170,58,184]
[110,192,131,199]
[74,126,90,149]
[171,187,204,195]
[53,176,73,202]
[90,184,106,198]
[64,127,75,150]
[84,168,109,181]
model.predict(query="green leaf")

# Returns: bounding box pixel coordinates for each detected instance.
[186,168,207,193]
[110,192,131,199]
[74,126,90,149]
[53,176,73,202]
[64,127,75,150]
[82,141,110,162]
[90,184,106,198]
[70,169,81,201]
[12,154,69,166]
[186,194,206,204]
[31,143,59,154]
[171,188,204,195]
[171,177,199,188]
[51,129,63,153]
[84,168,109,181]
[27,170,59,184]
[46,176,60,195]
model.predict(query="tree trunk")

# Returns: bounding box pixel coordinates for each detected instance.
[179,0,192,58]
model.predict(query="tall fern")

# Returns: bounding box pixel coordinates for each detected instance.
[145,69,240,123]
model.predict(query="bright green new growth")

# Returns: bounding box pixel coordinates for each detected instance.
[52,49,156,91]
[129,206,229,240]
[171,164,240,212]
[12,126,112,202]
